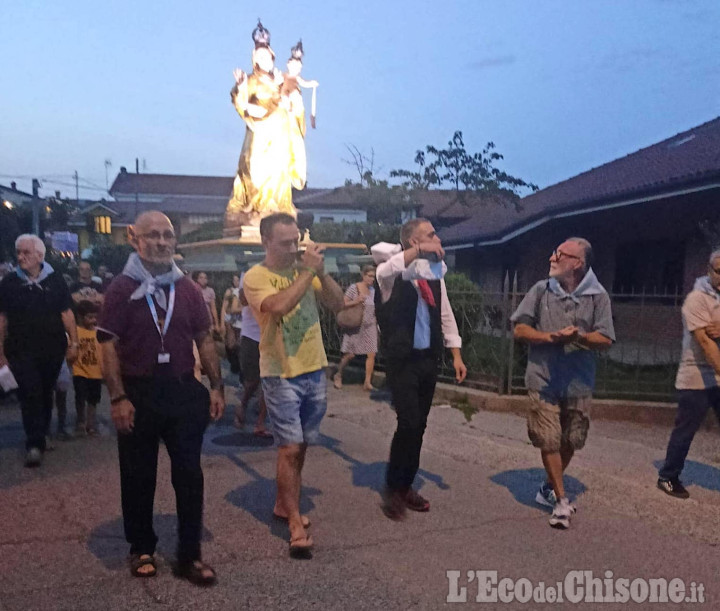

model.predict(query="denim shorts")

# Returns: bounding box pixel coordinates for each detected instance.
[261,369,327,446]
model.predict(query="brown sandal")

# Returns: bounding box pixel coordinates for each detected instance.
[173,560,217,586]
[273,513,311,528]
[289,534,313,559]
[130,554,157,578]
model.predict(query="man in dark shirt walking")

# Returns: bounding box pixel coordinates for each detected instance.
[0,234,78,466]
[97,211,224,585]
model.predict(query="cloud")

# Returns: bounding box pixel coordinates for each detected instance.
[468,55,517,70]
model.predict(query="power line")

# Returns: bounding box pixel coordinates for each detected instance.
[0,174,109,193]
[38,179,108,192]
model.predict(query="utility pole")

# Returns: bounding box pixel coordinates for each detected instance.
[31,178,41,236]
[74,170,79,204]
[135,157,140,218]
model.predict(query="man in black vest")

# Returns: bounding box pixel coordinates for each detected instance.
[375,218,467,520]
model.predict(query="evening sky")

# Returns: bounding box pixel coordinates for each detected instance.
[2,0,718,199]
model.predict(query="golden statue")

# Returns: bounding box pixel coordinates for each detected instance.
[224,22,318,238]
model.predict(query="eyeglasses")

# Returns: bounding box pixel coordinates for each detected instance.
[710,267,720,275]
[552,249,582,262]
[139,230,176,241]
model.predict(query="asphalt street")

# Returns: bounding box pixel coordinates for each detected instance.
[0,372,718,610]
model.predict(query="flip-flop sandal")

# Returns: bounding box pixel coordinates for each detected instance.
[173,560,217,587]
[333,374,342,390]
[273,513,311,528]
[130,554,157,578]
[254,429,273,438]
[289,535,313,559]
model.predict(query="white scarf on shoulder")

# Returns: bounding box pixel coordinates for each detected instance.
[121,252,184,310]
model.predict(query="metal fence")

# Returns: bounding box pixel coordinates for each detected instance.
[320,274,685,402]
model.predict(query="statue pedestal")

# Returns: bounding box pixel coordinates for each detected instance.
[239,225,261,242]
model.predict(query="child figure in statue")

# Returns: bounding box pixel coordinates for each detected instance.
[280,41,319,129]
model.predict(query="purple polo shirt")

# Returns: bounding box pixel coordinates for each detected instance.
[97,275,210,377]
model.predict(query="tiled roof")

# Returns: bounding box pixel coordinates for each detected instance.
[293,187,358,206]
[0,183,34,198]
[109,174,376,211]
[110,172,234,197]
[440,116,720,245]
[68,197,227,227]
[414,190,513,220]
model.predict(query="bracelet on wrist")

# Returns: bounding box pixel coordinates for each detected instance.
[111,394,128,405]
[210,381,225,391]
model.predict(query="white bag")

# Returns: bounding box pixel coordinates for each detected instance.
[55,360,72,392]
[0,365,18,392]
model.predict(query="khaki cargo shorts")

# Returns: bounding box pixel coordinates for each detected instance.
[527,391,590,453]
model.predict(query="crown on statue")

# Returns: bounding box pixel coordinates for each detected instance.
[290,40,304,61]
[252,19,271,48]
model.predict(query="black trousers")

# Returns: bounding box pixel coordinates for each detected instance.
[9,351,65,451]
[385,351,438,491]
[659,388,720,481]
[119,375,210,563]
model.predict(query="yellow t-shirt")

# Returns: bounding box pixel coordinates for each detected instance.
[243,264,327,379]
[72,326,103,379]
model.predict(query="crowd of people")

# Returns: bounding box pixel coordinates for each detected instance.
[0,210,717,583]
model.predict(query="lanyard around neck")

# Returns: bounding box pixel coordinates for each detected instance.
[145,284,175,349]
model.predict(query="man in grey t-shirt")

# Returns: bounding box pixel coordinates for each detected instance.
[657,250,720,499]
[511,237,614,529]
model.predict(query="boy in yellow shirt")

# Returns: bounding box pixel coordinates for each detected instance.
[73,300,103,436]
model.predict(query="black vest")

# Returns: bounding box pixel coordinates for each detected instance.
[375,276,443,360]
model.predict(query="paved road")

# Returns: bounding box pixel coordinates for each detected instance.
[0,374,718,610]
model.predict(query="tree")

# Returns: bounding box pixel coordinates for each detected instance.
[0,205,20,261]
[178,221,224,244]
[340,144,416,225]
[391,131,538,207]
[86,241,134,275]
[342,144,378,187]
[45,196,78,232]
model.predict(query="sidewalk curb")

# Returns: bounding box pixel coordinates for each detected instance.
[326,363,717,430]
[432,384,684,428]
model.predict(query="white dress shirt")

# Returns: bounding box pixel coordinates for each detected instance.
[376,250,462,350]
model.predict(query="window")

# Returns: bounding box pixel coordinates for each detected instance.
[94,216,112,234]
[319,216,333,223]
[613,239,684,295]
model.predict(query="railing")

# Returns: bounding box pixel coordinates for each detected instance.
[320,274,685,402]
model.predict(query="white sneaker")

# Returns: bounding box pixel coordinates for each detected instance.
[535,482,557,508]
[549,497,574,529]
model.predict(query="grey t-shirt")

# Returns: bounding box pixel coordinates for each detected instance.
[511,279,615,398]
[675,289,720,390]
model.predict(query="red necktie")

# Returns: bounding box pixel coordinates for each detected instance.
[417,280,436,308]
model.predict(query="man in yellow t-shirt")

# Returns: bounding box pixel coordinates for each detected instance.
[243,213,344,559]
[72,300,103,436]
